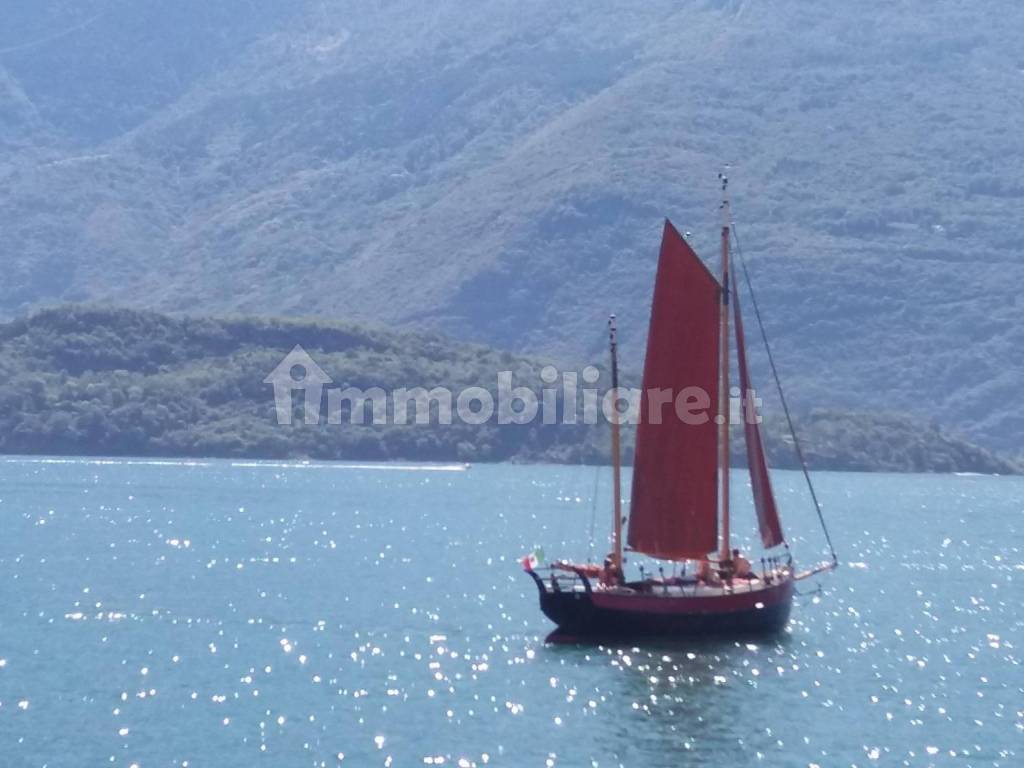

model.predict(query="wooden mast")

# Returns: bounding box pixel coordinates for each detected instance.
[718,173,732,565]
[608,314,624,580]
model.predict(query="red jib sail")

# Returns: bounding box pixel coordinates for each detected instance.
[627,220,721,560]
[732,272,785,549]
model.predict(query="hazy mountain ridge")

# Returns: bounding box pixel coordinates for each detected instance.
[1,0,1022,450]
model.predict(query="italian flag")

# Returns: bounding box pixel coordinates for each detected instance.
[522,547,545,571]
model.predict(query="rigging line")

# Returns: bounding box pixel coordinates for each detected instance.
[587,461,601,563]
[583,323,610,563]
[565,443,589,559]
[730,224,838,567]
[794,582,824,599]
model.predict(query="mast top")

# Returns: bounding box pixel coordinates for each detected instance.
[719,170,731,229]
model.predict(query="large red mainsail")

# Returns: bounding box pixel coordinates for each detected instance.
[732,272,785,549]
[627,220,721,560]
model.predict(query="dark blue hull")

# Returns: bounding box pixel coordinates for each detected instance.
[528,570,793,640]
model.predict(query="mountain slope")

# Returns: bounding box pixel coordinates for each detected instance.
[1,0,1022,450]
[0,305,1017,475]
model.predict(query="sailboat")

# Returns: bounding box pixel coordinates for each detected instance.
[525,176,838,639]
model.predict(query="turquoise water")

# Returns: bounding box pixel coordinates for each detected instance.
[0,458,1021,767]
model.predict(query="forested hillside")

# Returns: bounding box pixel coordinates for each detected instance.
[0,306,1017,474]
[1,1,1022,450]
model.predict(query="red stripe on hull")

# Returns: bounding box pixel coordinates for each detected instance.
[590,578,793,615]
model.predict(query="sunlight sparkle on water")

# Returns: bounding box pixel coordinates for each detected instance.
[0,460,1020,766]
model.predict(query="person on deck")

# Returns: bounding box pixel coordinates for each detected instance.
[696,556,719,585]
[600,553,623,587]
[733,548,753,579]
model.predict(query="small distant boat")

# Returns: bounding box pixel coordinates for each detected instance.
[526,176,838,640]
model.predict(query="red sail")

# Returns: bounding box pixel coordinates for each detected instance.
[732,272,785,549]
[627,221,720,560]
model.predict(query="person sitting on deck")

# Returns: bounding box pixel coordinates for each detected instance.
[732,548,754,579]
[696,555,720,586]
[600,553,624,587]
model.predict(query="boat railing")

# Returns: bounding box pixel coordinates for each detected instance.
[531,565,594,596]
[530,557,793,597]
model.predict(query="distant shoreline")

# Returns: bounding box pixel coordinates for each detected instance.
[0,449,1018,478]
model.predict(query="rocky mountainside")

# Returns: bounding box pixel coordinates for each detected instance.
[1,0,1022,449]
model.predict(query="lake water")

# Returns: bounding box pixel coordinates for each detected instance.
[0,458,1021,767]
